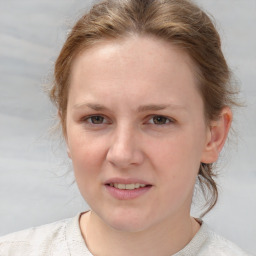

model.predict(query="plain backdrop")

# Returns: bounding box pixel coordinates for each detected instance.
[0,0,255,254]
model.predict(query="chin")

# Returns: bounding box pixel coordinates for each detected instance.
[109,219,148,233]
[100,208,151,233]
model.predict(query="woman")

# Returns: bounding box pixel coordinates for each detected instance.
[0,0,252,255]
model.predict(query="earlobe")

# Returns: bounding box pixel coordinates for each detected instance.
[59,110,71,158]
[60,111,71,159]
[58,110,62,120]
[201,107,232,164]
[67,146,71,159]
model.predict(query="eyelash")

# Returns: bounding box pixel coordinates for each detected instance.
[82,115,175,126]
[83,115,110,125]
[148,115,174,125]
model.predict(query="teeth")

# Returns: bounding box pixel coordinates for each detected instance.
[110,183,147,190]
[117,184,126,189]
[125,184,135,190]
[135,183,140,189]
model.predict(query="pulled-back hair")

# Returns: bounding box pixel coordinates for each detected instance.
[50,0,239,216]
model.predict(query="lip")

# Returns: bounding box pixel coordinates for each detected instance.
[104,177,151,185]
[104,177,152,200]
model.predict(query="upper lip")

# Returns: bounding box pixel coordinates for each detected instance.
[104,177,152,185]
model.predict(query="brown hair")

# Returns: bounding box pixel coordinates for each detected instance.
[50,0,239,216]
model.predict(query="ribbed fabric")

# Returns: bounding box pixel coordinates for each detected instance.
[0,212,252,256]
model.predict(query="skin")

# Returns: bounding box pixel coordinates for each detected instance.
[65,35,232,256]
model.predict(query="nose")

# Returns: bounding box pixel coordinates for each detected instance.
[106,125,144,169]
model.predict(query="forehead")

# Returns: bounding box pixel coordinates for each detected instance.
[71,35,197,78]
[68,35,201,109]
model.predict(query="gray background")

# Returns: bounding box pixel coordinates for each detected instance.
[0,0,255,253]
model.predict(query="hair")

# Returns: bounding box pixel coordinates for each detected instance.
[49,0,240,216]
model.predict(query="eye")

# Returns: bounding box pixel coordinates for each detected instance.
[148,115,173,125]
[84,115,106,124]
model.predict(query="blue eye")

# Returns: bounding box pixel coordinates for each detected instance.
[149,115,172,125]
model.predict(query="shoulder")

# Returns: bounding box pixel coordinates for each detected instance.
[198,223,253,256]
[0,216,72,256]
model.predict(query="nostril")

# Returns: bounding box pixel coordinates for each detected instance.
[106,146,144,168]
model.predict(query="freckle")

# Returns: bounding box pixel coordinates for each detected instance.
[171,175,176,180]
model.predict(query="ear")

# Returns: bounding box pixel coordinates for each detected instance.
[67,146,71,159]
[58,110,71,159]
[58,110,62,120]
[201,107,232,164]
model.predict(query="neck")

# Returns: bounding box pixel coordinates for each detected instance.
[80,211,200,256]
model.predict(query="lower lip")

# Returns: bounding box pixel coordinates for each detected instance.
[105,185,152,200]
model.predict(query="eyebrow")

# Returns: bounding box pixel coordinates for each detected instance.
[73,103,185,112]
[74,103,108,111]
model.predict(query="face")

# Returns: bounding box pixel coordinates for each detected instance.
[66,36,212,232]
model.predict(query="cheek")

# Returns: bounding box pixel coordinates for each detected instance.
[148,130,203,188]
[68,134,107,203]
[151,132,202,168]
[68,123,104,158]
[67,128,107,180]
[143,135,200,214]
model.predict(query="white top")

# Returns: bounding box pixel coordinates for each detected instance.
[0,212,252,256]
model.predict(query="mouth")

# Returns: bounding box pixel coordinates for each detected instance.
[106,183,151,190]
[104,180,152,200]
